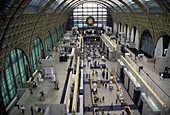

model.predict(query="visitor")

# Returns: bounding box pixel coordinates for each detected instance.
[20,105,25,114]
[30,106,34,115]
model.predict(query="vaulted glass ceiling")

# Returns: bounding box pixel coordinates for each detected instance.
[0,0,166,15]
[23,0,50,14]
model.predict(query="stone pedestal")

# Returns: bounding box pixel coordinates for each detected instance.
[40,96,45,101]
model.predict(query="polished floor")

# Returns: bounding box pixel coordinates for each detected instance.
[10,50,71,115]
[83,42,140,115]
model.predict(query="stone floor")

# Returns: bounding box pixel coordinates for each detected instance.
[8,40,170,115]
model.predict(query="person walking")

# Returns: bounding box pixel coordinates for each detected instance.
[110,102,113,109]
[30,106,34,115]
[102,70,105,79]
[102,96,105,102]
[102,107,104,115]
[54,81,56,90]
[88,104,90,111]
[20,105,25,114]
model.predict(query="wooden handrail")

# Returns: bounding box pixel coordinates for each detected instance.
[72,56,80,115]
[94,108,99,115]
[124,106,133,115]
[102,34,116,49]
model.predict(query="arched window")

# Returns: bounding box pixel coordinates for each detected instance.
[1,49,30,107]
[119,22,122,33]
[140,30,154,58]
[53,28,58,45]
[45,32,53,57]
[31,38,44,73]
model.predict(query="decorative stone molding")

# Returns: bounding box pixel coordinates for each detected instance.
[6,8,16,18]
[0,19,10,29]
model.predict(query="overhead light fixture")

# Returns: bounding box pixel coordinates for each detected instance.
[145,0,150,1]
[130,1,135,4]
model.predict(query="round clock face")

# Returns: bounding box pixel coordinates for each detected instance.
[86,16,95,26]
[88,18,93,24]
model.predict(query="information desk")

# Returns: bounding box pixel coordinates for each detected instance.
[117,92,127,105]
[83,36,100,42]
[159,72,170,78]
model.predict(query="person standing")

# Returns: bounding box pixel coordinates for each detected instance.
[102,107,104,115]
[107,111,110,115]
[30,106,34,115]
[106,70,108,80]
[20,105,25,114]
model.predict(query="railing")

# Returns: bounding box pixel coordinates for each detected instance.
[121,55,166,115]
[72,56,80,115]
[60,56,73,104]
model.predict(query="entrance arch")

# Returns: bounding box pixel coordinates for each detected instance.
[154,35,170,58]
[139,30,154,58]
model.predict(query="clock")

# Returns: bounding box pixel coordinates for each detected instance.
[86,16,95,26]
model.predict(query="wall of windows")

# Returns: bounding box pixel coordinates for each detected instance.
[45,32,53,57]
[68,2,113,30]
[31,37,44,73]
[53,28,58,45]
[1,49,30,107]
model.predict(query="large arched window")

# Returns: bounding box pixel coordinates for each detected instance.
[45,32,53,57]
[72,2,112,29]
[53,28,58,45]
[1,49,30,107]
[119,22,122,33]
[140,30,154,58]
[31,38,44,73]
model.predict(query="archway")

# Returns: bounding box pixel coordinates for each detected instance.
[124,24,129,41]
[130,26,139,50]
[31,37,44,73]
[1,49,30,108]
[113,21,117,34]
[154,35,170,58]
[119,22,122,33]
[130,26,137,42]
[139,30,154,58]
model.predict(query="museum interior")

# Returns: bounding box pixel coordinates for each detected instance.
[0,0,170,115]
